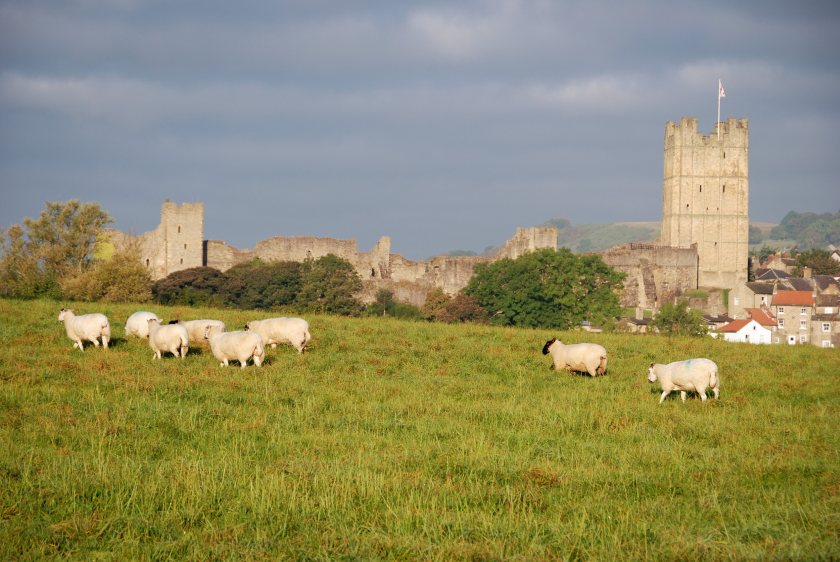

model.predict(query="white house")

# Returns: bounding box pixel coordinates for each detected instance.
[719,318,773,344]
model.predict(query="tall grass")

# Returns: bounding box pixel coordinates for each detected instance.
[1,298,838,560]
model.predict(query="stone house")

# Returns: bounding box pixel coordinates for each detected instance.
[811,294,840,349]
[770,290,815,345]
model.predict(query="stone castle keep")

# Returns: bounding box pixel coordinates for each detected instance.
[115,116,748,310]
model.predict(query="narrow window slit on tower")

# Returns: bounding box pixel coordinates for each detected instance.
[178,225,181,233]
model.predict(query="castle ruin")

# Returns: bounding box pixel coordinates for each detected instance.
[119,201,558,306]
[115,116,748,312]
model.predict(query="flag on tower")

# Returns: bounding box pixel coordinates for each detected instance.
[719,80,726,98]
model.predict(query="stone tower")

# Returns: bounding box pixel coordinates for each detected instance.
[160,200,204,275]
[659,117,749,289]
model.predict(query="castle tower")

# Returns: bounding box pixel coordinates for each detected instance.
[161,200,204,275]
[659,117,749,289]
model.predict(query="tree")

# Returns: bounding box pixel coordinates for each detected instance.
[464,248,625,329]
[652,300,708,337]
[0,200,112,298]
[221,259,303,310]
[61,244,153,303]
[152,267,228,306]
[365,289,423,320]
[792,249,840,276]
[296,254,363,316]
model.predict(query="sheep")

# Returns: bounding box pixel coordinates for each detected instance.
[541,338,607,377]
[146,318,189,360]
[245,317,311,353]
[169,319,226,344]
[58,308,110,351]
[647,358,720,404]
[124,311,160,338]
[205,324,265,368]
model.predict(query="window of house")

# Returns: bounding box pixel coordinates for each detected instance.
[778,319,785,328]
[825,307,834,314]
[823,340,833,348]
[823,323,831,333]
[800,334,807,343]
[800,307,807,315]
[800,320,807,330]
[760,296,767,304]
[778,307,784,315]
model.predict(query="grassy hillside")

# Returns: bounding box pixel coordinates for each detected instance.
[1,298,838,560]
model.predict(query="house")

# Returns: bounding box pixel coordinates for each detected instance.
[717,307,775,344]
[622,317,653,334]
[811,294,840,348]
[719,319,773,344]
[704,314,733,331]
[763,254,797,274]
[771,290,815,345]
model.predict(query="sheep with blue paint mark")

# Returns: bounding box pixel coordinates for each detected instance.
[647,358,720,404]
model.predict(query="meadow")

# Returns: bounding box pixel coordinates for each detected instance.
[0,298,837,560]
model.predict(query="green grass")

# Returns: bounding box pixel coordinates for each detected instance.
[1,298,838,560]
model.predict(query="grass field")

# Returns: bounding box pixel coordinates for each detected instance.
[1,298,838,560]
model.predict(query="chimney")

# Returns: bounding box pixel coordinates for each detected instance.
[803,266,812,279]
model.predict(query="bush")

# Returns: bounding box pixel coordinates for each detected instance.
[652,300,708,337]
[296,255,364,316]
[366,289,423,320]
[222,259,303,310]
[465,248,624,329]
[152,267,228,307]
[61,246,153,303]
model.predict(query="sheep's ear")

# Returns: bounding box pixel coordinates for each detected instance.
[168,319,179,324]
[649,363,654,369]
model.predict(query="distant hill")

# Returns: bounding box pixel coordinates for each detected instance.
[541,218,660,253]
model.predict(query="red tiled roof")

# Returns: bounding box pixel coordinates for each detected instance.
[772,291,814,306]
[720,319,751,333]
[744,308,777,327]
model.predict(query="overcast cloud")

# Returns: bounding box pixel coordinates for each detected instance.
[1,0,839,259]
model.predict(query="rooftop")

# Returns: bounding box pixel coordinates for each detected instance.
[772,291,815,306]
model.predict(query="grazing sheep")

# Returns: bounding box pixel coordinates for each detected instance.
[58,308,110,351]
[245,317,311,353]
[169,319,226,344]
[647,358,720,404]
[147,318,189,360]
[542,338,607,377]
[205,325,265,368]
[124,311,160,338]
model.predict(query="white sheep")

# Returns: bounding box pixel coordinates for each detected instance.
[170,319,226,344]
[146,318,189,360]
[58,308,110,351]
[124,311,160,338]
[205,325,265,368]
[245,317,311,353]
[647,358,720,404]
[542,338,607,377]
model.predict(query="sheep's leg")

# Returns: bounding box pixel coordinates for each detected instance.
[102,336,109,349]
[713,387,720,400]
[659,391,670,404]
[680,391,687,402]
[699,389,708,401]
[253,355,263,367]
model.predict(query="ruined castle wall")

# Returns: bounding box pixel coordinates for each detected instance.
[600,243,698,309]
[496,227,558,259]
[660,117,749,290]
[205,240,255,272]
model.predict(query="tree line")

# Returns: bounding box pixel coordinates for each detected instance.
[2,200,638,330]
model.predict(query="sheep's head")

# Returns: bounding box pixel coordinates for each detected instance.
[168,319,180,325]
[647,363,658,383]
[58,308,72,322]
[541,338,556,355]
[147,318,160,327]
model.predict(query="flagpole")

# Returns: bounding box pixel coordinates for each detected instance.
[717,80,721,140]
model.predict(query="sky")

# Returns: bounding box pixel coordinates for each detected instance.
[1,0,839,260]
